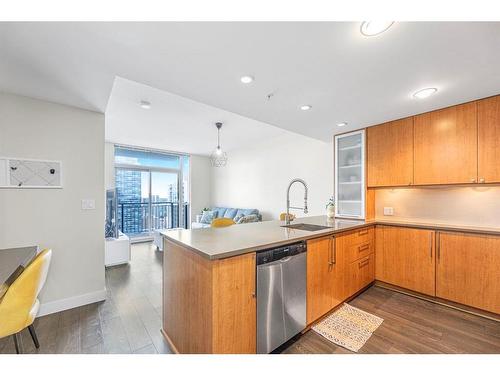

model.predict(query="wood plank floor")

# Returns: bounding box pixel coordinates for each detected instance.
[0,242,172,354]
[1,242,499,354]
[280,286,500,354]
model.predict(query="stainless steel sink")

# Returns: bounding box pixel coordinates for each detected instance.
[281,223,331,231]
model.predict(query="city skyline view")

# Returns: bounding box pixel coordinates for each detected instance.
[114,147,190,235]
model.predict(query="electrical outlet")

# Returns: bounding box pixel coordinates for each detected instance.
[383,207,394,216]
[81,199,96,210]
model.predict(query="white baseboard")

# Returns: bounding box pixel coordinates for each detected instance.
[37,288,107,317]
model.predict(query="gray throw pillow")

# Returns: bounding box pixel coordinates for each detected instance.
[237,214,259,224]
[233,213,244,223]
[200,210,216,224]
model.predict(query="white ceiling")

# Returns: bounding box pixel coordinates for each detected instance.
[1,22,500,143]
[106,77,287,155]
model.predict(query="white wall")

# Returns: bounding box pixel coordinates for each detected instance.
[190,155,212,222]
[375,185,500,227]
[0,92,106,315]
[211,132,333,220]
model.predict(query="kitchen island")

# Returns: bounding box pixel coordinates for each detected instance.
[161,215,500,354]
[160,216,373,354]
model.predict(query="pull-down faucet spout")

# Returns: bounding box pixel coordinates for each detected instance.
[285,178,308,225]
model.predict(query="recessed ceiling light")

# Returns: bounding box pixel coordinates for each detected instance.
[337,122,348,127]
[140,100,151,109]
[240,75,254,84]
[300,105,312,111]
[360,21,394,37]
[413,88,438,99]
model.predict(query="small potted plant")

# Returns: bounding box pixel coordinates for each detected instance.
[326,197,335,219]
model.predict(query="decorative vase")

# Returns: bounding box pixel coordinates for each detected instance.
[326,204,335,219]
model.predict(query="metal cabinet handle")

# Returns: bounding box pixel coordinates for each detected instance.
[471,178,476,183]
[479,177,485,183]
[358,229,368,236]
[358,258,369,268]
[358,244,370,252]
[328,237,333,266]
[332,238,336,265]
[429,232,433,259]
[436,232,441,262]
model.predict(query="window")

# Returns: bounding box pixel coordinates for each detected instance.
[114,146,190,237]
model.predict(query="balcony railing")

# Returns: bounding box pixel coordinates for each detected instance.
[117,201,189,236]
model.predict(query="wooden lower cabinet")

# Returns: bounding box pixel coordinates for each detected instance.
[306,236,345,324]
[212,253,256,353]
[436,232,500,314]
[337,228,375,298]
[306,230,377,325]
[345,253,375,297]
[163,239,256,353]
[375,226,436,296]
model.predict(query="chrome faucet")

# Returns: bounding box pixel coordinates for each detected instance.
[285,178,308,225]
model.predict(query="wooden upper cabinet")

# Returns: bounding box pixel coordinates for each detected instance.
[367,117,414,187]
[436,232,500,314]
[414,102,478,185]
[375,226,436,296]
[478,95,500,183]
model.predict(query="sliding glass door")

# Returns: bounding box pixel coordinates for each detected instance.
[114,146,189,238]
[115,168,151,236]
[151,171,179,230]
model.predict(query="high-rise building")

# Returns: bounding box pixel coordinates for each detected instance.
[115,169,144,234]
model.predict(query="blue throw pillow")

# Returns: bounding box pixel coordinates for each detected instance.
[224,208,238,219]
[213,207,227,218]
[200,210,216,224]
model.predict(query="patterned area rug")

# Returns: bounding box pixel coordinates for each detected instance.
[312,303,384,352]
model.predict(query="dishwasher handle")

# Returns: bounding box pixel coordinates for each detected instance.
[257,255,295,268]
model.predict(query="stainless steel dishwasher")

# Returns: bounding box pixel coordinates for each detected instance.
[256,241,307,353]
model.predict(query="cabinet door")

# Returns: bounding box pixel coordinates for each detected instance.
[306,236,344,324]
[414,102,477,185]
[375,226,436,296]
[212,252,256,353]
[346,253,375,297]
[367,117,414,187]
[335,130,365,219]
[478,95,500,183]
[436,232,500,314]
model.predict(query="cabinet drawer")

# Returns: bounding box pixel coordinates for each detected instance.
[346,253,375,297]
[338,227,374,247]
[346,240,374,263]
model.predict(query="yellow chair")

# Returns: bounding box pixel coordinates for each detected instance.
[279,213,295,222]
[211,217,235,228]
[0,249,52,353]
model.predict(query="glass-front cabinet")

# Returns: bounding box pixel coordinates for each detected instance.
[334,130,365,219]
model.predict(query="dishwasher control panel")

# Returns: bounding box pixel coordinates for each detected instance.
[256,241,306,265]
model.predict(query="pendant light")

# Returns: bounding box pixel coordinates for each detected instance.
[210,122,228,167]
